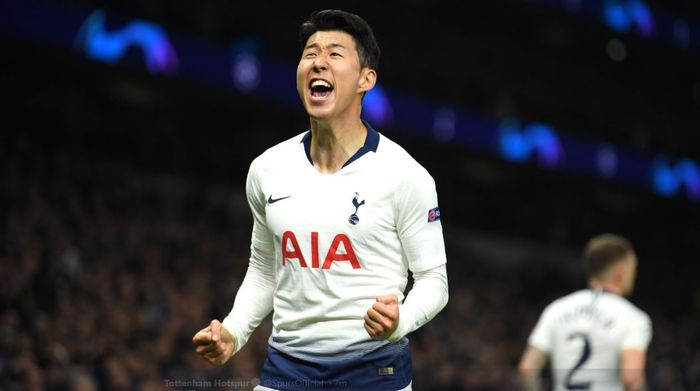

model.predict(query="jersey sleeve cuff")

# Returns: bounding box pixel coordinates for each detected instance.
[221,318,245,354]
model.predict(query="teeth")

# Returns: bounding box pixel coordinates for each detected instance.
[311,80,332,89]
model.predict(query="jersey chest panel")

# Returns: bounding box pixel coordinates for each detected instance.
[263,166,400,273]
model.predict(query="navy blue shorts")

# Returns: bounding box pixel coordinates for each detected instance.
[259,338,412,391]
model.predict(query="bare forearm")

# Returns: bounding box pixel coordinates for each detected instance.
[519,370,542,391]
[518,346,548,391]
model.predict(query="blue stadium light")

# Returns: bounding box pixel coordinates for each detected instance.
[362,84,394,127]
[232,53,261,93]
[73,10,179,75]
[596,144,618,178]
[672,19,690,48]
[627,0,655,37]
[499,119,531,163]
[499,120,565,168]
[604,1,632,32]
[231,39,261,93]
[652,157,700,199]
[432,107,457,142]
[603,0,656,37]
[535,0,669,46]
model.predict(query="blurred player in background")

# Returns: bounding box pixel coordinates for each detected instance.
[518,233,652,391]
[192,9,448,391]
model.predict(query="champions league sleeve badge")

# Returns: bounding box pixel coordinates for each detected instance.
[428,206,441,222]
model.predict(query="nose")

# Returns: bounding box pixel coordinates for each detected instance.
[312,54,328,72]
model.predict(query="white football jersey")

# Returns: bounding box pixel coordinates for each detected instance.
[528,289,652,391]
[238,124,446,359]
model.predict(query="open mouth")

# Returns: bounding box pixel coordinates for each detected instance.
[309,79,333,99]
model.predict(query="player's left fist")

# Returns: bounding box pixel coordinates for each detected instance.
[364,295,399,340]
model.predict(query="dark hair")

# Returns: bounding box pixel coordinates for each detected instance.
[299,9,381,70]
[583,233,634,279]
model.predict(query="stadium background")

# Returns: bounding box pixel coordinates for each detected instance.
[1,0,699,389]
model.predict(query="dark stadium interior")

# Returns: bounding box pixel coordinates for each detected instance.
[2,0,700,390]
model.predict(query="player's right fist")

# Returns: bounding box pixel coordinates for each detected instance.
[192,319,236,365]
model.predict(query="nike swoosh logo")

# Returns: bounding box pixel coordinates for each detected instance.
[268,195,292,204]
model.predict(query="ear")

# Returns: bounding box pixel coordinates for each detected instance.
[357,68,377,94]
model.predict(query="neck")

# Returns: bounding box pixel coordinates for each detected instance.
[309,116,367,174]
[588,280,622,296]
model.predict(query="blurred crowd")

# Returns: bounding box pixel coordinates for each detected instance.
[1,132,698,390]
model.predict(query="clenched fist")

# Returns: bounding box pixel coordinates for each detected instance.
[364,295,400,340]
[192,319,236,365]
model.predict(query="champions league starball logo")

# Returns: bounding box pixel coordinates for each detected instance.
[348,192,365,225]
[73,10,179,75]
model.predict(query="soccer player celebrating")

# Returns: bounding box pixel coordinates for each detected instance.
[192,10,448,391]
[518,234,652,391]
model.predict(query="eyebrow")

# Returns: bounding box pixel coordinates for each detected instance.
[304,43,347,51]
